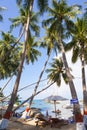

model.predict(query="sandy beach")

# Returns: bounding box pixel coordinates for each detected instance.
[7,117,76,130]
[0,99,77,130]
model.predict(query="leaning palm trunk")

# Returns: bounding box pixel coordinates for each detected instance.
[0,1,33,130]
[0,74,13,93]
[13,81,55,112]
[29,52,51,109]
[58,32,82,122]
[0,37,26,130]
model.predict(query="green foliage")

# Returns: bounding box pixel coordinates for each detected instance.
[15,94,22,105]
[42,0,81,44]
[37,0,48,14]
[9,6,41,65]
[16,0,48,14]
[25,36,41,64]
[0,32,20,79]
[65,14,87,64]
[46,58,68,86]
[9,8,40,36]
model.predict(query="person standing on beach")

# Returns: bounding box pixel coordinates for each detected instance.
[21,106,30,120]
[46,110,49,118]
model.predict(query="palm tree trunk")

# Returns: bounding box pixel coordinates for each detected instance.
[4,41,26,118]
[0,74,13,93]
[13,82,55,112]
[29,52,51,108]
[0,79,47,103]
[58,32,82,122]
[81,53,87,112]
[0,1,34,130]
[81,50,87,130]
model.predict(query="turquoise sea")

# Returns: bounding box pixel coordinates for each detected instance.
[16,99,75,120]
[0,98,83,120]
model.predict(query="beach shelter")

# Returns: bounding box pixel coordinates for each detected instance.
[44,95,67,117]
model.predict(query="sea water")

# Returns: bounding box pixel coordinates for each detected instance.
[1,99,82,120]
[17,99,74,120]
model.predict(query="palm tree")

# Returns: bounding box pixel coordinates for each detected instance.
[46,57,68,85]
[28,28,54,109]
[65,12,87,126]
[42,0,82,121]
[0,1,41,129]
[28,26,63,109]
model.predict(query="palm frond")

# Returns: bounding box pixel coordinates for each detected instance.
[72,46,79,63]
[37,0,48,14]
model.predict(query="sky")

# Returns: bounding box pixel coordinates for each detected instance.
[0,0,87,101]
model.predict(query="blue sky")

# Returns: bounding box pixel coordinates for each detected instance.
[0,0,87,101]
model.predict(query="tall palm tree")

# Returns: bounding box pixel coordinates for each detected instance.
[15,0,49,110]
[28,28,54,109]
[28,26,63,109]
[0,1,41,129]
[42,0,82,121]
[65,13,87,127]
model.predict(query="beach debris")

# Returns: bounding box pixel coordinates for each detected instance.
[49,117,68,128]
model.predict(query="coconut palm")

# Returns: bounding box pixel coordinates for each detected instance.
[28,28,55,109]
[65,11,87,126]
[3,19,40,117]
[46,57,68,86]
[42,0,82,120]
[28,25,64,109]
[0,1,41,129]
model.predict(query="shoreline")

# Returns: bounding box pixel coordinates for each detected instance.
[0,99,83,130]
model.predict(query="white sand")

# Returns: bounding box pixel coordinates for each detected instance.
[7,117,76,130]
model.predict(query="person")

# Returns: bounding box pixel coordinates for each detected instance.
[46,110,49,118]
[21,106,30,120]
